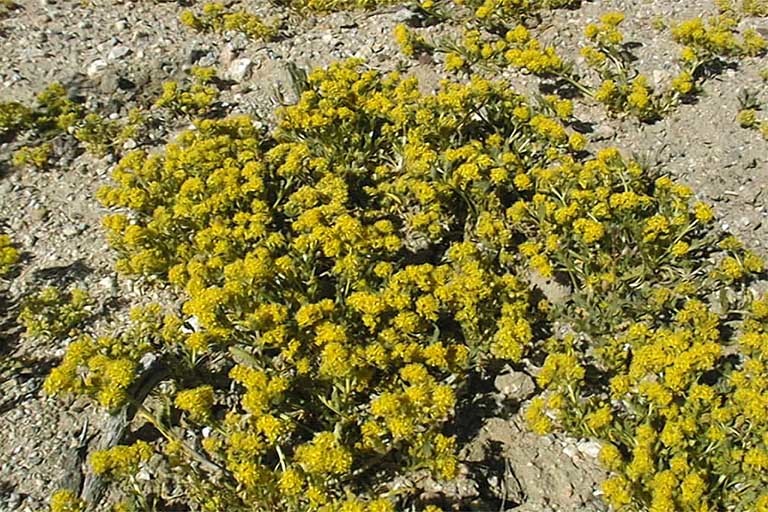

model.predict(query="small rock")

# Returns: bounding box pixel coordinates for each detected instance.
[562,445,579,459]
[115,19,128,31]
[494,370,535,401]
[31,207,49,222]
[123,138,137,150]
[321,33,341,47]
[86,59,107,77]
[197,53,217,67]
[577,441,602,459]
[228,58,253,82]
[62,223,87,237]
[99,274,118,295]
[99,71,121,94]
[392,7,421,25]
[592,124,615,141]
[108,44,131,61]
[62,226,78,237]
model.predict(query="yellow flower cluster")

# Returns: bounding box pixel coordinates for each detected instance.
[441,7,765,123]
[0,100,31,140]
[90,441,153,478]
[44,304,177,411]
[393,23,431,58]
[175,385,215,421]
[526,234,767,512]
[0,232,19,277]
[49,489,86,512]
[0,81,149,160]
[180,2,278,41]
[717,0,768,15]
[672,15,766,60]
[44,335,137,410]
[736,90,768,139]
[0,82,80,145]
[533,295,768,510]
[459,24,566,76]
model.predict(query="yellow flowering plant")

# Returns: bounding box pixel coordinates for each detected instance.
[12,142,53,170]
[180,2,278,41]
[49,489,86,512]
[0,81,155,161]
[0,232,20,277]
[46,59,602,510]
[441,9,766,123]
[43,50,768,512]
[507,143,768,510]
[0,83,81,149]
[717,0,768,15]
[737,88,768,139]
[0,100,32,141]
[153,70,221,118]
[393,23,433,58]
[19,287,94,341]
[452,0,579,30]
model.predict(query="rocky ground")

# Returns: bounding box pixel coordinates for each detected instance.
[0,0,767,510]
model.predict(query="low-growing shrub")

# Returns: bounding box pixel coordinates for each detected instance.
[19,287,94,342]
[180,2,278,41]
[12,142,54,170]
[1,82,150,162]
[51,59,587,510]
[44,41,768,512]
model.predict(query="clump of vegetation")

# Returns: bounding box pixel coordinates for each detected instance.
[737,88,768,139]
[0,101,32,141]
[0,232,19,277]
[180,2,279,41]
[19,287,94,342]
[154,77,220,118]
[43,51,768,511]
[51,59,582,511]
[1,82,154,165]
[393,23,433,58]
[0,83,82,144]
[717,0,768,16]
[452,0,580,29]
[427,11,766,122]
[26,0,768,509]
[12,142,54,170]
